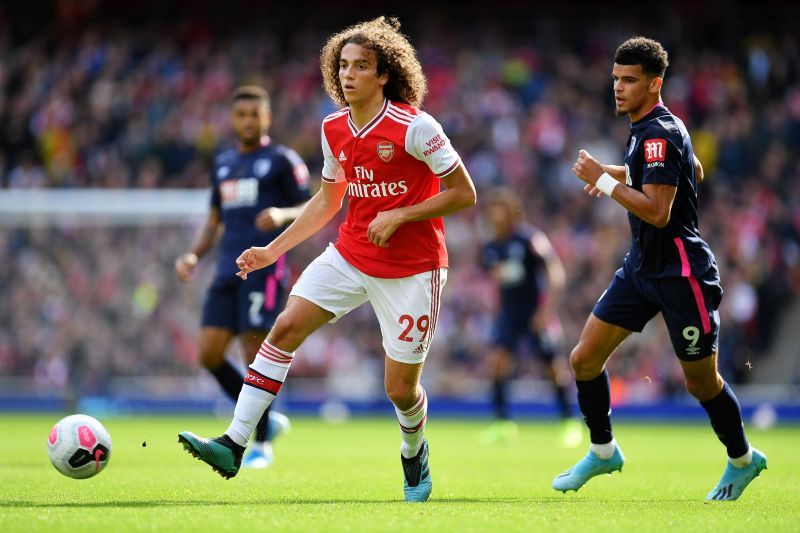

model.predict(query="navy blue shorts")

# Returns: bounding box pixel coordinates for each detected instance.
[490,309,558,363]
[593,261,723,361]
[201,268,286,333]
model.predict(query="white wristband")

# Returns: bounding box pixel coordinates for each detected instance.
[595,173,619,197]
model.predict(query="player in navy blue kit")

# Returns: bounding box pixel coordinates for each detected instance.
[480,188,581,446]
[551,38,766,499]
[175,86,310,468]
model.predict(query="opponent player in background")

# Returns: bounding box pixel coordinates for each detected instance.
[178,17,476,502]
[480,188,581,447]
[175,86,310,468]
[552,37,766,500]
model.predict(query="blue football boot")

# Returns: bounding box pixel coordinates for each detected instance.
[402,440,432,502]
[552,445,624,493]
[706,448,767,501]
[242,442,274,469]
[266,410,292,441]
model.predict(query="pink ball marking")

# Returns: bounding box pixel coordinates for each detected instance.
[77,425,97,449]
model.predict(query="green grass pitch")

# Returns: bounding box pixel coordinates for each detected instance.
[0,414,797,532]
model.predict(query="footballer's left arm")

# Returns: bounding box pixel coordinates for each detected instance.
[367,164,477,247]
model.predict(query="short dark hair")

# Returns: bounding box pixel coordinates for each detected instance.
[614,37,669,78]
[230,85,270,109]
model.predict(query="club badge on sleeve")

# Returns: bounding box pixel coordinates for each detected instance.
[643,138,666,163]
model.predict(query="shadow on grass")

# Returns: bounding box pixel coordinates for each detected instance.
[0,497,699,508]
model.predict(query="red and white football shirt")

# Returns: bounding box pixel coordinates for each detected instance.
[320,99,461,278]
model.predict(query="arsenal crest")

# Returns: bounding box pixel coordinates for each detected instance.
[377,141,394,162]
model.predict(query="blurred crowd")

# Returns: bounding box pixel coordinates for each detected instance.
[2,5,799,401]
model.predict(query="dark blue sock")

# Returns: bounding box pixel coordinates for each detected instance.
[700,383,750,458]
[554,383,572,419]
[209,359,243,401]
[576,369,613,444]
[492,378,510,420]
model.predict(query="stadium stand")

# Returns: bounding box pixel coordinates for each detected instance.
[1,1,798,416]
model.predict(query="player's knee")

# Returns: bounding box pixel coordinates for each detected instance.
[684,377,708,400]
[267,311,306,350]
[684,373,723,402]
[569,345,596,378]
[569,343,609,380]
[385,381,416,411]
[488,349,512,378]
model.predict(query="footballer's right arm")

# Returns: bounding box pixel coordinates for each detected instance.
[601,164,627,181]
[580,163,626,197]
[235,180,347,279]
[175,207,221,282]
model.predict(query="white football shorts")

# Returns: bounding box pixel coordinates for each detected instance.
[290,244,447,364]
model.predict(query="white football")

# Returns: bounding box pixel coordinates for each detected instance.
[47,414,112,479]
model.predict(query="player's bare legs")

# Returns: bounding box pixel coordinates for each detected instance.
[479,347,519,443]
[552,314,631,492]
[198,327,247,412]
[198,327,236,371]
[267,296,335,351]
[384,356,424,412]
[240,331,267,365]
[569,315,631,380]
[680,353,767,500]
[488,346,514,418]
[385,355,431,502]
[679,352,724,402]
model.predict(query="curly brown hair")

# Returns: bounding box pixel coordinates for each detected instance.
[320,16,427,108]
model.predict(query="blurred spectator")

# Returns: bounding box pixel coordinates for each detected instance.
[7,150,46,188]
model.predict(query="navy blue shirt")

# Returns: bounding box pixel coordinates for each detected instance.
[481,226,546,315]
[623,104,715,278]
[210,141,311,280]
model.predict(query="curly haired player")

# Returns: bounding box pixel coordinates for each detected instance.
[178,17,476,503]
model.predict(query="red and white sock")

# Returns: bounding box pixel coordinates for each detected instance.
[395,387,428,459]
[225,341,293,447]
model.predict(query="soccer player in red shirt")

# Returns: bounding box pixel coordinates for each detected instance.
[179,17,476,502]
